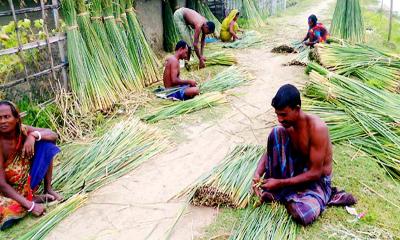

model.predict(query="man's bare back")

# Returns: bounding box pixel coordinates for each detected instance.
[163,56,180,88]
[182,8,206,29]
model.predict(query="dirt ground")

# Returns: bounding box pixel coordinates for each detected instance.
[46,1,334,239]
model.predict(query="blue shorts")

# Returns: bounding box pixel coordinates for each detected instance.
[166,85,190,100]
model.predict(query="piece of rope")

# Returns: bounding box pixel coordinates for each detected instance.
[103,15,115,20]
[125,7,136,13]
[77,12,89,17]
[66,25,78,31]
[90,16,102,20]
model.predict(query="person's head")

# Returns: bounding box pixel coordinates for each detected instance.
[271,84,301,128]
[233,12,240,21]
[308,14,318,28]
[0,100,21,135]
[175,40,190,60]
[202,21,215,34]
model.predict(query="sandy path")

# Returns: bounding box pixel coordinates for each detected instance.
[46,1,334,239]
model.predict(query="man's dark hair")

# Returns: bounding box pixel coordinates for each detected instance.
[271,84,301,110]
[206,21,215,33]
[175,40,188,51]
[308,14,318,25]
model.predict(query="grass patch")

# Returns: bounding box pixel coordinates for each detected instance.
[197,145,400,239]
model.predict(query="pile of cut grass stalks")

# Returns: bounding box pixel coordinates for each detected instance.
[304,62,400,180]
[174,145,299,239]
[315,43,400,91]
[176,144,265,208]
[330,0,365,43]
[223,30,264,49]
[185,51,238,71]
[142,66,252,123]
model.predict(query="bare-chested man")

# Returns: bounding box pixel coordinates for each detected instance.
[163,40,199,100]
[252,84,355,226]
[173,7,215,68]
[0,101,62,229]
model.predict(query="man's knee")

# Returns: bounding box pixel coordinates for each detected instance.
[185,87,199,98]
[286,201,320,226]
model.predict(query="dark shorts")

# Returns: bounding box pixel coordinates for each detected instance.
[166,85,190,100]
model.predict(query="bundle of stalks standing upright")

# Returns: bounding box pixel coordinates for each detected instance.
[330,0,365,43]
[62,0,117,112]
[162,0,181,52]
[240,0,265,29]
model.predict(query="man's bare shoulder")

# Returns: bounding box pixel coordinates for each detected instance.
[307,113,329,134]
[166,56,178,65]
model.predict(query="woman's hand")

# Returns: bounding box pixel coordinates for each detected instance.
[31,203,45,217]
[22,135,36,159]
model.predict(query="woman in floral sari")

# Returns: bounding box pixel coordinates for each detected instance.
[0,101,61,230]
[220,9,242,42]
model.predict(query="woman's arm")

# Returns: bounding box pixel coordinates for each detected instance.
[229,21,239,40]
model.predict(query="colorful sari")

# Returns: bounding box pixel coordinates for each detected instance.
[220,9,239,42]
[0,131,33,230]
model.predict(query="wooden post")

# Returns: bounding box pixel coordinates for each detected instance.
[52,0,68,89]
[40,0,57,82]
[388,0,393,41]
[8,0,30,83]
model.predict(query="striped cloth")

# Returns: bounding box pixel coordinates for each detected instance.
[262,126,356,225]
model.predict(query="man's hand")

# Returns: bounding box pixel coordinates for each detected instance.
[261,178,282,191]
[31,203,45,217]
[252,176,264,198]
[22,135,35,159]
[188,80,197,87]
[199,58,206,69]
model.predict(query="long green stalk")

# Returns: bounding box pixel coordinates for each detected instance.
[52,117,168,198]
[199,66,252,93]
[223,31,264,49]
[162,0,181,52]
[186,51,237,71]
[141,92,227,123]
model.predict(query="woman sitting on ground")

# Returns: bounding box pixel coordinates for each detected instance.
[0,100,62,230]
[220,9,243,42]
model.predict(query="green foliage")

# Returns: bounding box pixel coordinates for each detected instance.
[17,96,58,130]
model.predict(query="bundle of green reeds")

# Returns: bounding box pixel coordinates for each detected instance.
[229,203,298,240]
[223,30,264,49]
[124,0,161,85]
[62,0,117,112]
[75,0,128,96]
[100,0,142,90]
[52,117,168,198]
[304,63,400,179]
[196,1,221,38]
[176,145,265,208]
[162,0,181,52]
[19,194,87,240]
[239,0,265,29]
[186,51,237,71]
[315,43,400,91]
[200,66,253,93]
[330,0,365,43]
[141,92,227,123]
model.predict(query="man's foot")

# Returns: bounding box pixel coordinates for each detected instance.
[33,194,55,203]
[46,188,63,201]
